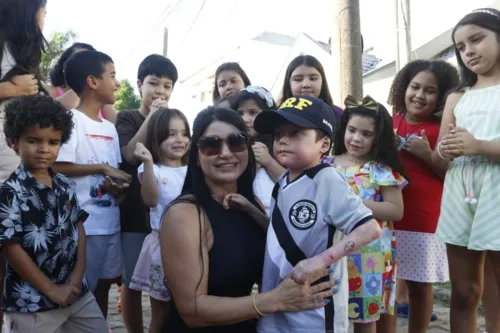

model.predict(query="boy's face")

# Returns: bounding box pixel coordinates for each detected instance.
[273,123,330,178]
[138,75,174,109]
[95,62,119,105]
[12,125,63,172]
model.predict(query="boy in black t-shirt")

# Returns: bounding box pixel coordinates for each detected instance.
[115,54,178,330]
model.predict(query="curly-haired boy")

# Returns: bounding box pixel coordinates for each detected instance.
[0,95,108,333]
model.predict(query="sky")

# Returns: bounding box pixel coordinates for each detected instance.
[43,0,495,120]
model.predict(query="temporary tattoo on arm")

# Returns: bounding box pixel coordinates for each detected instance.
[344,241,355,254]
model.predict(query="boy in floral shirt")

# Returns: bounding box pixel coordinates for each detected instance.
[0,96,108,333]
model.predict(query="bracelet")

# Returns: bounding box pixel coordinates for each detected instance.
[252,293,266,317]
[437,141,449,160]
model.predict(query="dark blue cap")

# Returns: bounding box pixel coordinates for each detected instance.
[254,95,336,138]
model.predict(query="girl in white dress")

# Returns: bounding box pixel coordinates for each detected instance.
[130,108,190,333]
[434,8,500,333]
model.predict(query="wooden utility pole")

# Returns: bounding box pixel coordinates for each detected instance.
[395,0,411,70]
[163,27,169,57]
[332,0,363,103]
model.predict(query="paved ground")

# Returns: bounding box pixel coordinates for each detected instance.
[106,285,486,333]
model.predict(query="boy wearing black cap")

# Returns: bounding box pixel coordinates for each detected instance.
[254,96,381,333]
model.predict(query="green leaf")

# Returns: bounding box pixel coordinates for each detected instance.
[114,79,141,111]
[41,30,78,79]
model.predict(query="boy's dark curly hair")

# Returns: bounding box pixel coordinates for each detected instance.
[387,59,459,118]
[3,95,73,144]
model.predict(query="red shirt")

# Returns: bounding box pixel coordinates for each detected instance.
[393,115,443,234]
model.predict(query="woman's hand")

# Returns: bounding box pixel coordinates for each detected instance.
[269,271,335,313]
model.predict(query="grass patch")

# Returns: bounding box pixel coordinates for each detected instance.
[434,281,451,289]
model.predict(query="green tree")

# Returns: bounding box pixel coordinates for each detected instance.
[41,30,77,78]
[115,79,141,111]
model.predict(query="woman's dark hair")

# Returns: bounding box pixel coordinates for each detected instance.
[279,55,335,108]
[49,42,95,87]
[230,86,277,151]
[0,0,47,82]
[145,108,191,164]
[212,62,251,103]
[452,8,500,90]
[334,104,406,177]
[387,60,459,118]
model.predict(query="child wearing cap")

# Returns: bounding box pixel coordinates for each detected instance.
[254,95,381,333]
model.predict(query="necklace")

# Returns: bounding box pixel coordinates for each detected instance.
[395,114,427,139]
[342,154,367,165]
[210,186,237,202]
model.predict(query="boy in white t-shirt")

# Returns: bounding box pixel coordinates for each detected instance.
[53,50,132,319]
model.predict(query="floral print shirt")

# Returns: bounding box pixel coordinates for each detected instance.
[0,163,89,312]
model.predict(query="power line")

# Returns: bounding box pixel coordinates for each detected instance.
[176,0,207,49]
[119,0,183,67]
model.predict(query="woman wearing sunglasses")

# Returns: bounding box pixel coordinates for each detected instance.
[159,107,334,332]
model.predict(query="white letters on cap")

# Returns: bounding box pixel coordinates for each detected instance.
[322,119,333,132]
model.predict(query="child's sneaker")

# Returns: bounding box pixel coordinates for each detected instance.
[396,303,438,321]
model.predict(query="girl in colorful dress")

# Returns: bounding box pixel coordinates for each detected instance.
[323,95,407,333]
[388,59,459,333]
[434,8,500,333]
[130,108,190,333]
[230,85,283,216]
[278,55,343,117]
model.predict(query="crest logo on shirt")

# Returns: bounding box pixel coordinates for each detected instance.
[289,200,317,230]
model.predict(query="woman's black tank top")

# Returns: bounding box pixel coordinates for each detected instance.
[162,197,266,332]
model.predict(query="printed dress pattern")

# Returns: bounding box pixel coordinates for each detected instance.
[323,158,407,322]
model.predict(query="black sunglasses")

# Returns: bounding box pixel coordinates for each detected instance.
[197,132,249,156]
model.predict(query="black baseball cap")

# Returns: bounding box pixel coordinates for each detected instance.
[254,95,336,139]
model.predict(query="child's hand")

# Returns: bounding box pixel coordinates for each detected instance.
[222,193,252,212]
[150,98,169,114]
[46,284,80,306]
[252,142,272,167]
[134,142,153,163]
[395,135,403,150]
[441,125,479,157]
[291,256,328,285]
[403,130,432,161]
[102,165,132,183]
[102,176,130,197]
[11,74,38,96]
[66,272,83,291]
